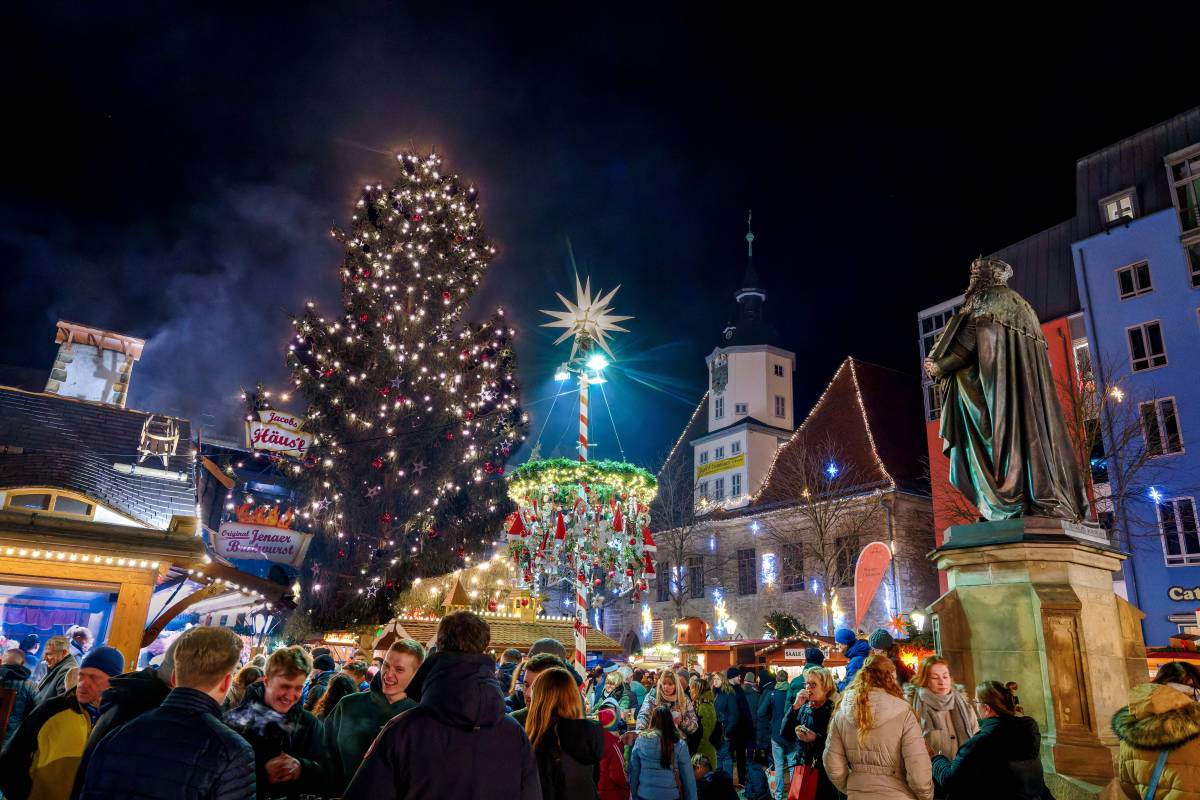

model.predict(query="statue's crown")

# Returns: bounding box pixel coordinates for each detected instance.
[971,257,1014,284]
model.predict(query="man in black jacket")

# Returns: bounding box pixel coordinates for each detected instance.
[0,648,37,747]
[77,626,254,800]
[32,635,75,707]
[344,610,541,800]
[225,645,326,800]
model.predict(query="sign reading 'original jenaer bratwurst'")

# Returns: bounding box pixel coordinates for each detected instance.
[213,521,313,567]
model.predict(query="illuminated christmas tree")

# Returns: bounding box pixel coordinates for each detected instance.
[284,151,526,629]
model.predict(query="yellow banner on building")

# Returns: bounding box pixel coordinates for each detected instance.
[696,452,744,479]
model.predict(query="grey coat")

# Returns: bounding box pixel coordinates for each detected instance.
[33,654,76,707]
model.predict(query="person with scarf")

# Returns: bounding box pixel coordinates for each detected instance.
[780,667,839,800]
[910,657,978,762]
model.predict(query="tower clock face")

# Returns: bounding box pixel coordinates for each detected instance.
[711,354,729,393]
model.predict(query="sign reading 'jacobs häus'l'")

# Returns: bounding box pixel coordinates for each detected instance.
[696,452,745,480]
[245,410,311,456]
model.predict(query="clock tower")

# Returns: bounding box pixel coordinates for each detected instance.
[692,215,795,508]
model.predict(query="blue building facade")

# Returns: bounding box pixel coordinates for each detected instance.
[1072,127,1200,644]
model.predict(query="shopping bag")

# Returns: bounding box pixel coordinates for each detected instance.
[787,763,819,800]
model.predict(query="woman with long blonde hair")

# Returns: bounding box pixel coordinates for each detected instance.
[824,655,933,799]
[636,668,698,735]
[525,667,604,800]
[689,677,718,768]
[781,666,840,800]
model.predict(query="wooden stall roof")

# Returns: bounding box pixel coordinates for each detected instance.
[377,613,624,654]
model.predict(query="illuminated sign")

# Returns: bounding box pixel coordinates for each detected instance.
[245,410,311,456]
[697,452,744,480]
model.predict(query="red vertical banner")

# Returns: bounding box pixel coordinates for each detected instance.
[854,541,892,632]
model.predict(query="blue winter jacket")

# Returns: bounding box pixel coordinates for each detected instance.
[756,680,794,747]
[77,687,255,800]
[713,689,740,736]
[629,733,697,800]
[343,650,541,800]
[836,639,872,691]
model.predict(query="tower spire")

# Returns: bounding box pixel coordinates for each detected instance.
[746,209,754,259]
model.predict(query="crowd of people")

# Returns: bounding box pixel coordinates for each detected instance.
[0,617,1196,800]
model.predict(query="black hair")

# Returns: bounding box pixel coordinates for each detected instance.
[653,705,678,768]
[1152,661,1200,689]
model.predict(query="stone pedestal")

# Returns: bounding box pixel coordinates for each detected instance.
[928,519,1147,792]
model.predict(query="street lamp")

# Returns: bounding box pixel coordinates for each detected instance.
[586,353,609,371]
[554,364,570,382]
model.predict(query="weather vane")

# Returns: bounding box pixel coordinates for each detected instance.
[540,274,632,461]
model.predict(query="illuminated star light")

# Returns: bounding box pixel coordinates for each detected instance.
[539,274,633,360]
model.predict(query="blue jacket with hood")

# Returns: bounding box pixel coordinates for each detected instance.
[836,639,872,692]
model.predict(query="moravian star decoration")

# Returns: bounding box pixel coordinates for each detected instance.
[540,274,633,360]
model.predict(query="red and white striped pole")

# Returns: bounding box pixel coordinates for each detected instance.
[574,359,589,675]
[578,370,589,463]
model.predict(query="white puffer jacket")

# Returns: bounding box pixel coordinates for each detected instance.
[823,688,934,800]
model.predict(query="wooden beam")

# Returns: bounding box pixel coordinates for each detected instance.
[201,456,236,489]
[141,583,224,647]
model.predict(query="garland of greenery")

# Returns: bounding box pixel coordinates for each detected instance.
[506,458,657,504]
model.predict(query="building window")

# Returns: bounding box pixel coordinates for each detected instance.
[1127,321,1167,372]
[737,549,757,595]
[1187,241,1200,288]
[1160,497,1200,566]
[774,364,784,377]
[1141,398,1184,456]
[731,440,741,454]
[774,395,786,418]
[4,489,96,519]
[714,446,725,460]
[834,536,859,587]
[731,473,742,497]
[1116,261,1153,300]
[699,450,709,464]
[919,303,963,421]
[714,397,725,419]
[714,478,725,500]
[735,402,748,414]
[687,556,704,598]
[1099,188,1137,225]
[656,562,670,601]
[699,482,709,500]
[781,543,804,592]
[1167,146,1200,234]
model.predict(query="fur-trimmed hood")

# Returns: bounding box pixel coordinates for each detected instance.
[1113,683,1200,751]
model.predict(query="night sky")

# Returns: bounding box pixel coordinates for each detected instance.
[4,4,1197,467]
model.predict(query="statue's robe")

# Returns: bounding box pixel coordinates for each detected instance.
[932,285,1089,521]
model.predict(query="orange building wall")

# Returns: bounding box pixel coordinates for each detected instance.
[925,316,1081,594]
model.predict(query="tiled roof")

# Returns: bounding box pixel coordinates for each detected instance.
[379,614,624,654]
[0,386,196,529]
[754,358,927,506]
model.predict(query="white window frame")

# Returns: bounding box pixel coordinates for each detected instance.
[699,450,709,464]
[1159,496,1200,566]
[1099,187,1138,225]
[714,446,725,460]
[1166,144,1200,235]
[713,477,725,500]
[4,488,98,520]
[1126,320,1168,372]
[734,402,748,415]
[731,473,742,497]
[773,364,784,377]
[714,396,725,419]
[1186,238,1200,289]
[774,395,786,418]
[698,482,709,500]
[1140,396,1185,456]
[1115,260,1153,300]
[731,440,741,455]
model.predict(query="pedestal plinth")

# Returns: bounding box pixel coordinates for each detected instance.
[928,519,1147,793]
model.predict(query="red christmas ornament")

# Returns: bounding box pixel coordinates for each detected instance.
[454,233,464,243]
[380,512,394,524]
[460,349,470,359]
[372,456,385,470]
[625,568,634,577]
[445,431,454,441]
[484,461,494,473]
[322,367,334,378]
[496,466,504,475]
[427,528,439,538]
[464,409,474,420]
[380,386,391,397]
[520,598,529,607]
[359,313,370,323]
[593,577,601,587]
[455,546,465,558]
[486,600,498,612]
[411,213,422,222]
[442,291,451,302]
[501,447,511,457]
[303,455,318,469]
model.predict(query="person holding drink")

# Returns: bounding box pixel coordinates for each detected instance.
[780,667,839,800]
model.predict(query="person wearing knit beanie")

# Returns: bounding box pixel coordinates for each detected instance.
[834,628,857,647]
[80,646,125,681]
[803,647,825,669]
[867,629,894,652]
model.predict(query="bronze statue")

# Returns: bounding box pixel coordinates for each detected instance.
[925,258,1090,522]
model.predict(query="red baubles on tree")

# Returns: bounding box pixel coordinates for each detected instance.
[372,456,385,470]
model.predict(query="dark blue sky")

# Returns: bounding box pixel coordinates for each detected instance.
[3,3,1197,467]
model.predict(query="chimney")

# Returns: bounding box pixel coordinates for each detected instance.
[45,321,145,407]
